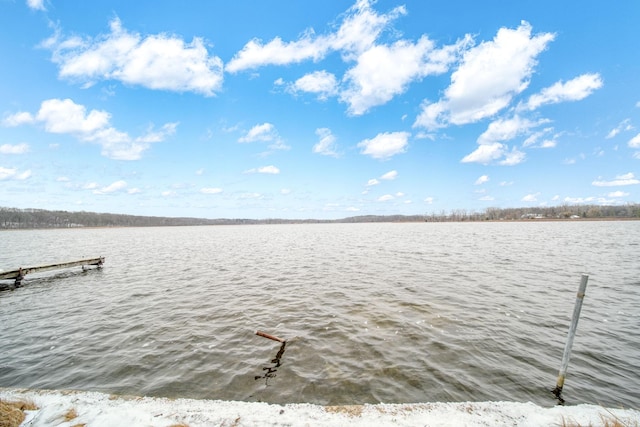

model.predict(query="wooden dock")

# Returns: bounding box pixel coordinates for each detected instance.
[0,257,104,286]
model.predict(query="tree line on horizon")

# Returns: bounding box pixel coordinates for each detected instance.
[0,204,639,229]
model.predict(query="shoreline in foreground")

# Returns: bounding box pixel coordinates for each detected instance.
[2,388,639,427]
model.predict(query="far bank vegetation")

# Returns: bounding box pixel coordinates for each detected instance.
[0,203,639,229]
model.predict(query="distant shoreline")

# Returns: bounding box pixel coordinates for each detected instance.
[2,205,639,229]
[1,216,640,231]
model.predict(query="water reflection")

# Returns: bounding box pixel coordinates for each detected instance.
[255,342,287,385]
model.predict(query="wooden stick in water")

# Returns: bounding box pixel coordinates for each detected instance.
[255,330,286,343]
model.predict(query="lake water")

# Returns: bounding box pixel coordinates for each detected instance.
[1,221,639,408]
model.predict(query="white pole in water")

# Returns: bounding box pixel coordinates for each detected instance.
[552,274,589,402]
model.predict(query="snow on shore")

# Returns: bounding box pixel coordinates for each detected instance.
[1,388,639,427]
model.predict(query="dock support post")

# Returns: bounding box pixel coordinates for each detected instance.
[14,268,24,288]
[552,274,589,403]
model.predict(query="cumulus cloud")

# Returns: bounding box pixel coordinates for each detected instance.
[475,175,489,185]
[4,98,176,160]
[43,17,223,96]
[357,131,409,160]
[226,0,406,72]
[341,35,472,115]
[592,173,640,187]
[2,111,34,127]
[201,187,223,194]
[366,178,380,186]
[606,119,633,139]
[377,194,394,201]
[0,167,31,180]
[0,143,29,154]
[93,180,127,194]
[477,116,546,146]
[608,191,629,197]
[380,170,397,180]
[461,116,548,165]
[228,0,469,114]
[628,133,640,148]
[239,123,276,143]
[291,71,338,100]
[522,192,540,202]
[26,0,45,11]
[414,21,554,130]
[312,128,339,157]
[522,73,603,111]
[461,143,504,164]
[238,123,289,151]
[244,165,280,174]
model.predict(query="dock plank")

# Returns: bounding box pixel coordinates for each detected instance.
[0,257,104,280]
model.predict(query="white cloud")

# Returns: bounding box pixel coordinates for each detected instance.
[127,188,141,194]
[0,167,31,180]
[366,178,380,186]
[377,194,394,201]
[628,133,640,148]
[380,170,397,180]
[292,71,338,100]
[201,187,223,194]
[424,197,434,204]
[161,190,177,197]
[280,188,291,195]
[0,143,29,154]
[36,98,110,134]
[608,191,628,197]
[592,173,640,187]
[83,182,99,190]
[499,147,526,166]
[463,116,537,165]
[461,143,504,164]
[479,195,495,201]
[606,119,633,139]
[415,21,554,130]
[93,180,127,194]
[239,123,276,142]
[2,111,35,127]
[475,175,489,185]
[477,116,545,146]
[26,0,45,11]
[228,0,471,114]
[357,131,409,160]
[44,17,223,96]
[523,73,603,111]
[522,192,540,202]
[341,35,472,115]
[312,128,339,157]
[226,0,406,72]
[244,165,280,174]
[6,98,175,160]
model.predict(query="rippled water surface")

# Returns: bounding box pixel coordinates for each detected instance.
[1,222,639,407]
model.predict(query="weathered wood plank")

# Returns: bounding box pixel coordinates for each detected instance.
[0,257,104,280]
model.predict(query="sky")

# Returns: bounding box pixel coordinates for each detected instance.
[1,0,639,219]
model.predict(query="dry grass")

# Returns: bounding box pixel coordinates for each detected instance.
[64,407,79,421]
[0,399,38,427]
[325,405,364,417]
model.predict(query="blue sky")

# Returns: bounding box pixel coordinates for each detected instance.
[1,0,639,219]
